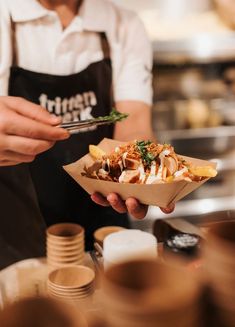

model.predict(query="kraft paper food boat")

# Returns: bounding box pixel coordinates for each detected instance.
[63,138,217,208]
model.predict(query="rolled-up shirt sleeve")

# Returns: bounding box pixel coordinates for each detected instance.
[112,13,153,105]
[0,0,12,96]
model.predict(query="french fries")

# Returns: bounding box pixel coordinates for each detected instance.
[189,166,217,178]
[89,145,106,160]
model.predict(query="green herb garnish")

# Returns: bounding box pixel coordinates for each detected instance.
[136,140,155,167]
[94,109,128,123]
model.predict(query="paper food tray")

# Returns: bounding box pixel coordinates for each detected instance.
[64,138,216,208]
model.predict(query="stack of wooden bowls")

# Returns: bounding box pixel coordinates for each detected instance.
[102,259,200,327]
[47,266,95,305]
[203,221,235,327]
[46,223,85,270]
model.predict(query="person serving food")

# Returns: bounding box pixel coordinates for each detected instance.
[0,0,174,266]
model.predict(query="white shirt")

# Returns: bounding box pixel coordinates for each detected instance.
[0,0,153,104]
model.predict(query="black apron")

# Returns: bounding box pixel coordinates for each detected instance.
[0,165,46,269]
[6,32,129,259]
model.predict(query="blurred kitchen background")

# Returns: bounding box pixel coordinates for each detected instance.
[114,0,235,231]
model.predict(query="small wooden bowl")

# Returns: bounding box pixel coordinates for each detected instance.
[48,265,95,290]
[94,226,126,247]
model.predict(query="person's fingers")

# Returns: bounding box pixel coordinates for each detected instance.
[91,192,110,207]
[160,203,175,214]
[107,193,127,214]
[0,160,21,166]
[125,197,148,219]
[3,113,69,141]
[4,97,62,125]
[5,135,54,156]
[0,150,35,163]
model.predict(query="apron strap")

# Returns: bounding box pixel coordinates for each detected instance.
[99,32,114,105]
[10,16,17,66]
[100,32,110,59]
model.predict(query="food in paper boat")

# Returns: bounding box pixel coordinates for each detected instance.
[83,140,217,185]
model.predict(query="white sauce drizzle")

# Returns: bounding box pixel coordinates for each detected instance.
[146,149,171,184]
[174,167,188,178]
[138,164,146,183]
[115,147,120,153]
[122,152,128,168]
[118,160,123,171]
[118,171,127,183]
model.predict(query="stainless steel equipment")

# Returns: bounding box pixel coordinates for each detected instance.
[153,33,235,65]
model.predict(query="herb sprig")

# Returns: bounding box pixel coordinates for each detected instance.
[136,140,155,167]
[94,109,129,123]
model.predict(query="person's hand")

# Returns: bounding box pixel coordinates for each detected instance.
[0,96,69,166]
[91,192,175,219]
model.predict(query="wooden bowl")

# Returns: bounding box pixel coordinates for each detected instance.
[94,226,126,247]
[48,266,95,290]
[47,223,84,241]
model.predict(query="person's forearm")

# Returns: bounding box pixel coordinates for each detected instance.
[114,100,156,142]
